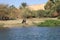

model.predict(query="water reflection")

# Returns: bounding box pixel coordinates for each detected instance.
[0,27,60,40]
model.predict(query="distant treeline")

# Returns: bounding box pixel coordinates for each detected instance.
[0,0,60,20]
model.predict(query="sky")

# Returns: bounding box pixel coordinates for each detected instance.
[0,0,48,8]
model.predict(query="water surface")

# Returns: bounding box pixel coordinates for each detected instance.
[0,27,60,40]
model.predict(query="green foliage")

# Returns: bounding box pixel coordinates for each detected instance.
[9,5,16,9]
[45,0,60,17]
[0,4,10,20]
[20,2,27,9]
[35,10,49,18]
[44,1,54,10]
[0,4,18,20]
[20,3,31,18]
[20,3,38,18]
[37,20,60,27]
[21,8,33,18]
[0,1,60,19]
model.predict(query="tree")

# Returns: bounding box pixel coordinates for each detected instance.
[45,0,60,17]
[0,4,10,20]
[34,10,49,18]
[20,2,27,9]
[9,5,16,9]
[19,2,33,18]
[44,0,54,10]
[9,5,19,19]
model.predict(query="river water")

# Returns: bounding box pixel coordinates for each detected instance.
[0,27,60,40]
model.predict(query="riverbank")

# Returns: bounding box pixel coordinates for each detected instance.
[0,18,58,28]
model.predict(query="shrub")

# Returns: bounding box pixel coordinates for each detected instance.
[34,10,49,18]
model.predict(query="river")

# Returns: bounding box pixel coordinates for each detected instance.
[0,27,60,40]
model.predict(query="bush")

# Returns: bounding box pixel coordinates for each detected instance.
[36,20,60,27]
[35,10,50,18]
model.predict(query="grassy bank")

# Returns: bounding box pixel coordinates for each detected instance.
[36,20,60,27]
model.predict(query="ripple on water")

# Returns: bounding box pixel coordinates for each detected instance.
[0,27,60,40]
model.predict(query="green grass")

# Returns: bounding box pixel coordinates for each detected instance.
[36,20,60,27]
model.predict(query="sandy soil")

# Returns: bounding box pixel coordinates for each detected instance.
[0,18,58,28]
